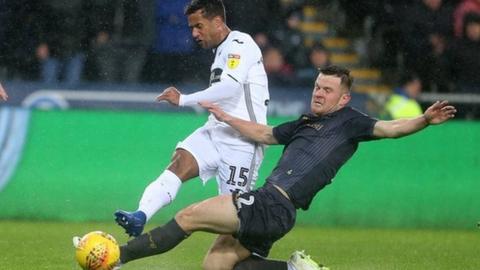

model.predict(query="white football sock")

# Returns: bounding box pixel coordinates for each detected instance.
[287,262,296,270]
[138,170,182,221]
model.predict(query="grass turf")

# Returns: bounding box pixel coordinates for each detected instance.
[0,221,479,269]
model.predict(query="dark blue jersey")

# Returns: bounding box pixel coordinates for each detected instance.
[267,106,378,210]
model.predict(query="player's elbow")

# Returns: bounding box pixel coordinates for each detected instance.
[258,126,276,144]
[259,133,277,145]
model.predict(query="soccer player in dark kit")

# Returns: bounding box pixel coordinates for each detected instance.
[113,66,456,270]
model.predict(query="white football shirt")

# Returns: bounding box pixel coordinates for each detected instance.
[179,30,270,150]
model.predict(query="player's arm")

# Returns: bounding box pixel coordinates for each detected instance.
[0,83,8,101]
[373,100,456,138]
[156,77,240,106]
[200,102,278,145]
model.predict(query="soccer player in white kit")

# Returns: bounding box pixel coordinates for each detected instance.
[114,0,270,268]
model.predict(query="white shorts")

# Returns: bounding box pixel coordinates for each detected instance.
[176,125,264,195]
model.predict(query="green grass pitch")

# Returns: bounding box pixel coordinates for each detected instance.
[1,220,479,270]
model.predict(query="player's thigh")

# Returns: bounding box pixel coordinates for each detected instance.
[202,235,251,270]
[175,195,239,234]
[175,126,220,182]
[217,145,264,194]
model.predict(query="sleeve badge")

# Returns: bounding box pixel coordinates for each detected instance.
[227,54,241,69]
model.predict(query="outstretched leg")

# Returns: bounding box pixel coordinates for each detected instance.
[119,194,239,264]
[120,218,188,263]
[115,149,198,236]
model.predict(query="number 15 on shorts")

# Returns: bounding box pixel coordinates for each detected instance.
[227,166,249,192]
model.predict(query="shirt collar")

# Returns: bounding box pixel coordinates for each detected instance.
[305,107,348,121]
[212,30,232,53]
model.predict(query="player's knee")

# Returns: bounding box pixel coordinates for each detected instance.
[201,255,215,270]
[174,203,200,231]
[168,149,199,180]
[203,237,242,270]
[202,254,235,270]
[202,246,222,270]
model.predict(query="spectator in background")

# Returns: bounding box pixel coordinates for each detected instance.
[224,0,283,60]
[0,1,40,80]
[338,0,377,37]
[143,0,208,83]
[262,46,295,86]
[252,32,271,51]
[400,0,454,92]
[224,0,282,38]
[0,83,7,101]
[85,0,154,83]
[296,42,331,86]
[366,0,407,71]
[385,72,423,119]
[426,28,452,93]
[0,1,9,78]
[35,0,87,85]
[450,12,480,93]
[272,8,308,70]
[308,43,331,69]
[453,0,480,38]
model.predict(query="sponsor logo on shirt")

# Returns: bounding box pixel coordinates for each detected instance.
[227,54,241,69]
[209,68,223,85]
[232,39,244,44]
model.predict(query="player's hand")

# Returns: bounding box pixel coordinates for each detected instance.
[0,83,8,101]
[156,87,181,106]
[199,101,231,122]
[423,100,456,125]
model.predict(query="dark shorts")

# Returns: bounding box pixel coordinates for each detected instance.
[232,184,296,257]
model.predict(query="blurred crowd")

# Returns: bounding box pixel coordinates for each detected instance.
[0,0,479,98]
[354,0,480,95]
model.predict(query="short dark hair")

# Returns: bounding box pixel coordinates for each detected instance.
[319,66,354,91]
[398,72,420,86]
[185,0,226,21]
[311,41,327,52]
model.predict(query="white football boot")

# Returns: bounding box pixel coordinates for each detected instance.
[288,250,329,270]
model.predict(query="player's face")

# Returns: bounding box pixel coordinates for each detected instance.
[311,74,351,116]
[187,10,221,49]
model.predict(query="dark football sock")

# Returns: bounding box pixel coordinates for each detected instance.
[120,218,189,263]
[233,256,288,270]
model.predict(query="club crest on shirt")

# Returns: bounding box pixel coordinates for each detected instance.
[227,54,241,69]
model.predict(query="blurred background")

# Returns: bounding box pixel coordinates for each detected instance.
[0,1,479,268]
[0,0,479,119]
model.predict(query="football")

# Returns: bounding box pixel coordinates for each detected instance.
[73,231,120,270]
